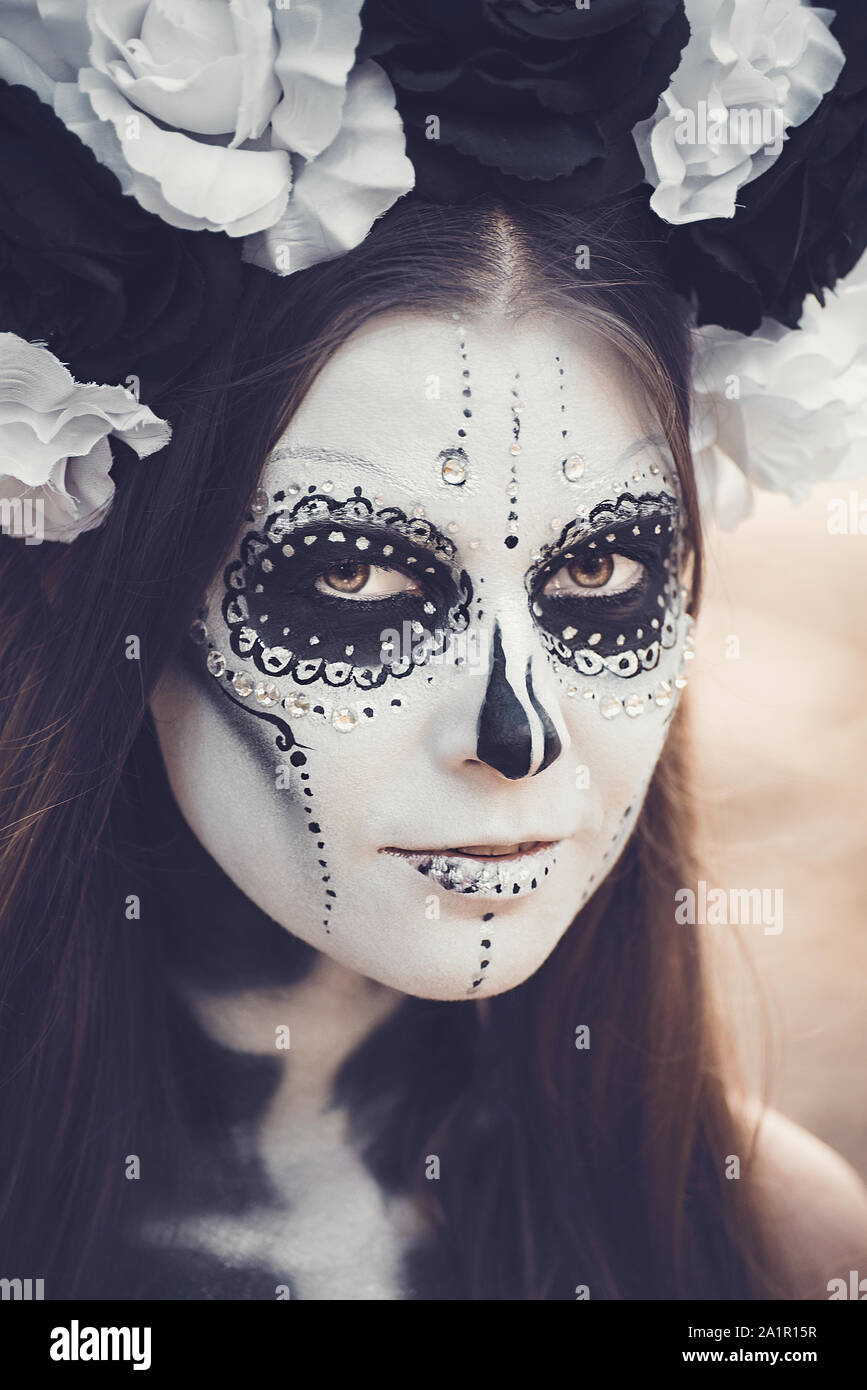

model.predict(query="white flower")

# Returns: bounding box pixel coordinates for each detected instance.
[690,253,867,529]
[243,61,415,276]
[633,0,844,225]
[0,334,171,543]
[0,0,413,252]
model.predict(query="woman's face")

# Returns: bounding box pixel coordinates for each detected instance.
[151,311,692,1001]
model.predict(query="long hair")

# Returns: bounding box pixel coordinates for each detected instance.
[0,195,781,1298]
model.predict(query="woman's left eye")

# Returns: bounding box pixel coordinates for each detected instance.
[542,552,647,597]
[313,560,423,600]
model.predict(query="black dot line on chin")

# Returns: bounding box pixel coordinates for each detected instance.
[505,373,520,550]
[468,911,495,994]
[298,758,335,933]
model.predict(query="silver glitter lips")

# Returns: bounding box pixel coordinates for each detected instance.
[383,842,559,899]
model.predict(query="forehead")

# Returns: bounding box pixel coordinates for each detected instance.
[262,312,677,526]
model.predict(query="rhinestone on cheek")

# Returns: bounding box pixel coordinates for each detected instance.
[562,455,585,481]
[441,454,468,485]
[233,672,254,697]
[332,708,358,733]
[189,619,208,645]
[624,694,644,718]
[600,696,622,720]
[284,692,310,717]
[206,650,226,678]
[256,681,280,706]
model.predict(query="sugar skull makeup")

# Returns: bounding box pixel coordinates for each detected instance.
[151,313,694,1001]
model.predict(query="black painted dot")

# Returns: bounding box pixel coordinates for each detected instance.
[308,822,321,833]
[504,536,519,550]
[463,408,472,418]
[317,841,325,848]
[307,484,316,492]
[304,788,313,797]
[290,751,307,766]
[318,859,327,867]
[390,698,402,707]
[472,979,482,988]
[480,960,489,968]
[274,490,285,501]
[512,883,520,895]
[481,939,491,949]
[530,878,537,889]
[353,485,362,496]
[457,428,467,438]
[300,771,309,780]
[543,866,549,875]
[482,912,494,921]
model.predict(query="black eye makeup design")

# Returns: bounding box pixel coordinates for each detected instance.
[222,488,473,688]
[527,492,682,679]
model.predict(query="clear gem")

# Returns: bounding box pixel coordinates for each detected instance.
[256,681,280,706]
[562,625,578,641]
[600,697,622,720]
[282,543,295,558]
[332,708,358,733]
[251,487,268,514]
[322,480,334,492]
[674,673,688,689]
[441,455,467,485]
[624,694,644,718]
[233,672,254,697]
[355,537,370,551]
[588,633,601,646]
[189,619,208,645]
[567,686,578,698]
[563,455,585,481]
[412,506,426,519]
[284,693,310,717]
[510,443,521,456]
[654,681,672,706]
[206,650,226,678]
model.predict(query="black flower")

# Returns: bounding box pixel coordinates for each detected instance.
[664,2,867,333]
[0,80,243,396]
[359,0,689,207]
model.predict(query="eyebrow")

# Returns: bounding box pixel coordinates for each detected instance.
[269,444,376,469]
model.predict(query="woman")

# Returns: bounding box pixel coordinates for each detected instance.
[1,1,866,1302]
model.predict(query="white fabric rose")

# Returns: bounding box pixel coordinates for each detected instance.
[633,0,844,225]
[690,252,867,529]
[0,0,413,251]
[0,334,171,543]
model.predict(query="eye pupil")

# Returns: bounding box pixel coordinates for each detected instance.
[326,561,370,593]
[568,554,614,588]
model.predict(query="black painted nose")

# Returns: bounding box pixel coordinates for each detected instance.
[476,622,562,779]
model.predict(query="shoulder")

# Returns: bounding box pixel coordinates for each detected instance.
[736,1098,867,1299]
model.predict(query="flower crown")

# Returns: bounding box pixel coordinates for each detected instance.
[0,0,864,543]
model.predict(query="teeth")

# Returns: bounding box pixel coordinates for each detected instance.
[452,842,535,857]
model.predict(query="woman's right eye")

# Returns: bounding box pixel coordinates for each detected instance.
[313,560,423,600]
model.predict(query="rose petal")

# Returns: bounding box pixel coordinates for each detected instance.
[243,60,413,276]
[0,332,171,542]
[270,0,363,161]
[57,70,291,235]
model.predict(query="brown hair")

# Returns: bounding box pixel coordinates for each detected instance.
[0,195,780,1298]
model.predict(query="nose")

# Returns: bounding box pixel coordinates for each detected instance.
[476,620,567,779]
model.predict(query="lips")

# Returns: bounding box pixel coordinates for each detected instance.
[381,841,560,899]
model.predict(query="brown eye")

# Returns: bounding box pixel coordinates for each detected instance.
[567,554,614,589]
[323,560,369,593]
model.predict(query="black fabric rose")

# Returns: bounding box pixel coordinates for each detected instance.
[359,0,689,208]
[664,2,867,334]
[0,80,243,396]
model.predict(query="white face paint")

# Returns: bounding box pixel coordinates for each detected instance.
[151,312,692,1001]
